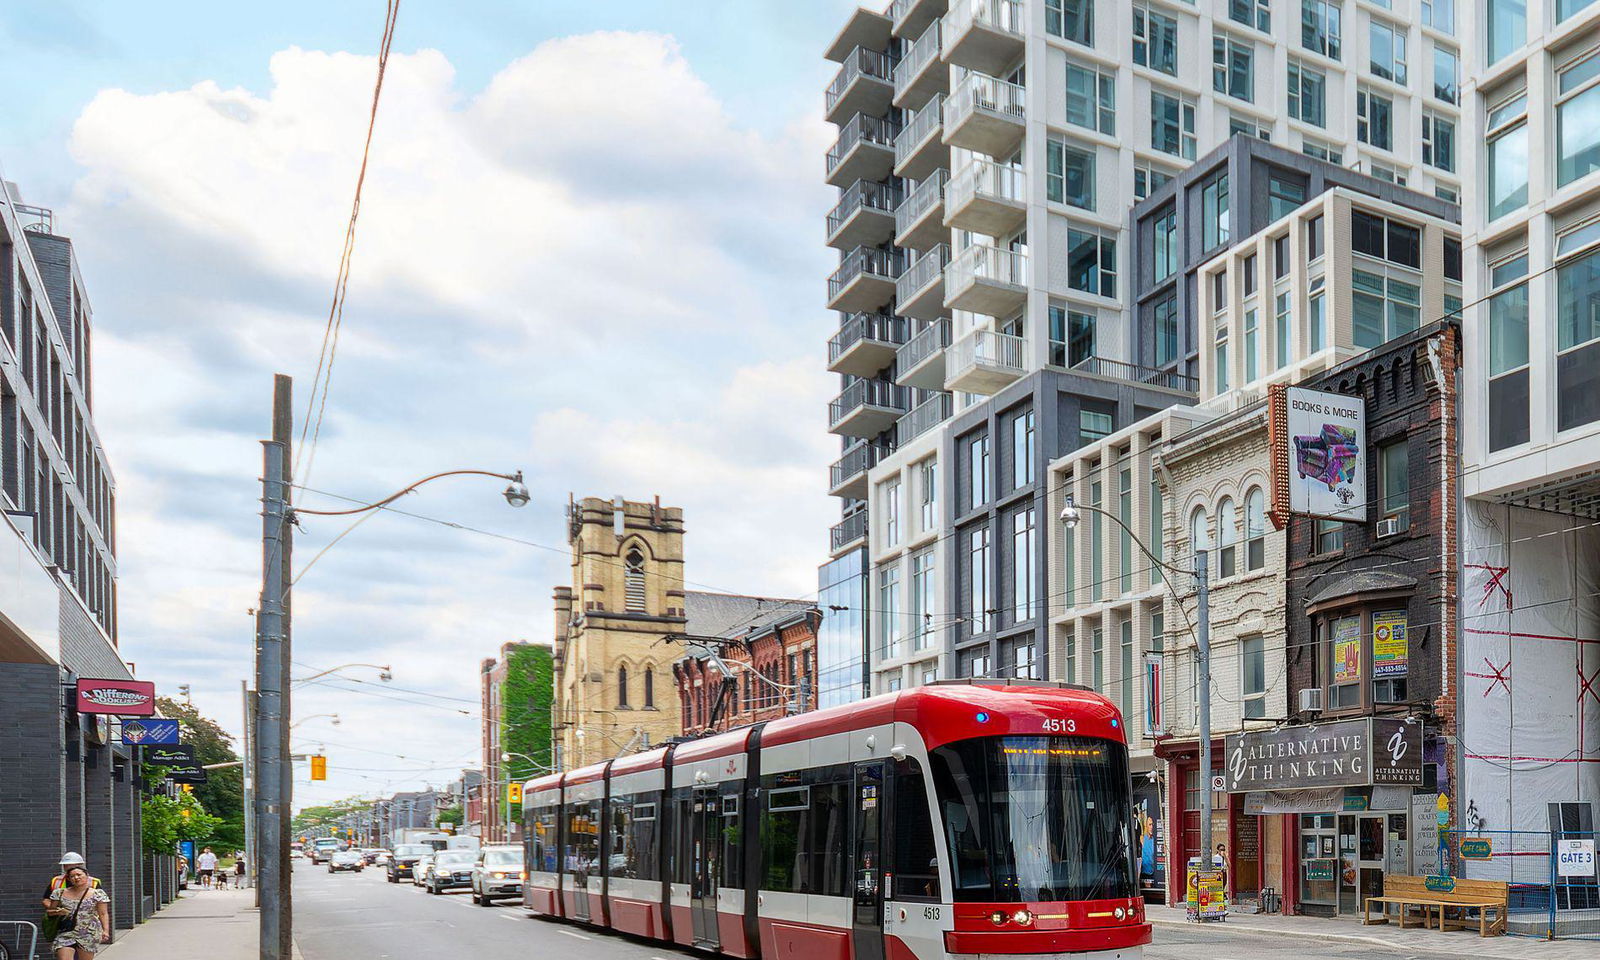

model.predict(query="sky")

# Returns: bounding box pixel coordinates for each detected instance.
[0,0,862,809]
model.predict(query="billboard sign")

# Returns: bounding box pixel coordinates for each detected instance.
[75,679,157,716]
[118,718,181,745]
[1224,718,1424,791]
[1283,387,1366,520]
[145,744,196,766]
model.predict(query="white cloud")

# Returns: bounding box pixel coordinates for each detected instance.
[60,32,837,806]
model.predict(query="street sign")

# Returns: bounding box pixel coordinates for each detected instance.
[1459,837,1493,860]
[145,744,195,765]
[76,678,157,716]
[119,718,180,745]
[1558,839,1596,877]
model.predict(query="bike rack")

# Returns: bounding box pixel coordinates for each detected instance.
[0,920,40,960]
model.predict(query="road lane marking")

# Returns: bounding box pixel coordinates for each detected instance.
[559,930,592,940]
[499,913,523,921]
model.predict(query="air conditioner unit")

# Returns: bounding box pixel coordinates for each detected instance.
[1375,516,1403,538]
[1298,688,1323,713]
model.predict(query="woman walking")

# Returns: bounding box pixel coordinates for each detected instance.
[46,866,110,958]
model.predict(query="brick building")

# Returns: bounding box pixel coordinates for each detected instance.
[672,599,819,735]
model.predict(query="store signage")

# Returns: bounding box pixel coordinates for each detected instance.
[1459,838,1493,860]
[145,745,195,765]
[1276,386,1367,521]
[118,718,181,745]
[1223,718,1424,792]
[1305,859,1336,881]
[1343,795,1369,811]
[161,760,205,780]
[169,769,208,784]
[1424,875,1456,893]
[76,678,157,716]
[1372,612,1409,677]
[1558,839,1596,877]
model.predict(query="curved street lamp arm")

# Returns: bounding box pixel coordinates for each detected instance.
[1062,493,1197,580]
[293,663,392,684]
[293,469,524,517]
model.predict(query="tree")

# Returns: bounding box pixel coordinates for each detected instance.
[142,791,223,853]
[154,697,245,849]
[435,805,463,827]
[292,797,371,837]
[501,644,553,827]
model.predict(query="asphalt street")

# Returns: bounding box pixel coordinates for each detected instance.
[291,865,1474,960]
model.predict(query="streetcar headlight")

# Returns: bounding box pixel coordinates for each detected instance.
[989,911,1007,926]
[1114,907,1126,920]
[1011,910,1034,926]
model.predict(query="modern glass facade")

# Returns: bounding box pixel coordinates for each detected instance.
[816,547,868,708]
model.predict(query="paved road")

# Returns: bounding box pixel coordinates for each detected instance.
[292,866,1470,960]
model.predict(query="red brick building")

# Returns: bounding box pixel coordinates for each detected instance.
[672,593,820,735]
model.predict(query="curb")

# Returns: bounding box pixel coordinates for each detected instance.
[1148,916,1416,951]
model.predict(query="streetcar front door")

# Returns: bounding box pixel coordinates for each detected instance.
[691,790,721,948]
[571,800,597,922]
[852,761,886,960]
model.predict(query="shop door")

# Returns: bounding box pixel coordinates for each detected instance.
[852,762,886,960]
[1298,814,1338,916]
[691,791,721,948]
[1337,814,1386,915]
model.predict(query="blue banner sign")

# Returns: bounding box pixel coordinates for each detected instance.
[119,718,181,745]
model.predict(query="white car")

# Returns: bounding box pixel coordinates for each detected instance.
[470,846,525,905]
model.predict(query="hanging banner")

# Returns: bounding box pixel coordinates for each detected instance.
[1144,652,1164,738]
[118,718,181,745]
[1280,387,1367,520]
[75,679,157,716]
[1372,611,1409,677]
[1333,617,1362,684]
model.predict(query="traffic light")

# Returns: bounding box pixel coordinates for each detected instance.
[507,782,523,805]
[310,755,327,781]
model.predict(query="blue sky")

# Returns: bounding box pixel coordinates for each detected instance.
[1,1,863,807]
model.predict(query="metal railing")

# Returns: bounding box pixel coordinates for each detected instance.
[830,440,893,490]
[827,179,903,239]
[948,328,1026,377]
[829,312,907,362]
[897,243,951,303]
[893,20,942,98]
[898,391,954,444]
[829,246,907,301]
[1068,355,1199,393]
[945,0,1026,40]
[826,47,898,115]
[946,242,1027,291]
[826,114,901,178]
[895,94,945,171]
[829,378,911,428]
[898,317,952,372]
[831,510,869,551]
[948,157,1025,209]
[895,169,948,238]
[944,71,1025,126]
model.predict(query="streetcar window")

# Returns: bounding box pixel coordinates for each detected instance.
[769,787,810,811]
[531,806,559,873]
[722,792,744,889]
[672,789,694,885]
[762,784,805,891]
[892,759,941,901]
[610,797,634,878]
[759,766,853,896]
[808,779,851,896]
[634,802,657,821]
[565,799,601,874]
[630,797,660,881]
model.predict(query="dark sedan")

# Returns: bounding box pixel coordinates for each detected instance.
[425,850,478,894]
[386,843,434,883]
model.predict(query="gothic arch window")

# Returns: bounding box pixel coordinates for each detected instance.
[624,546,647,612]
[643,665,656,708]
[618,664,630,708]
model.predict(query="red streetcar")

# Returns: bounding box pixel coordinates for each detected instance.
[521,681,1149,960]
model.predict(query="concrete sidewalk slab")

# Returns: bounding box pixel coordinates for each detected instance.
[99,889,258,960]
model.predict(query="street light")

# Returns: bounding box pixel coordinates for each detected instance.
[1060,492,1216,901]
[289,713,340,730]
[293,663,393,684]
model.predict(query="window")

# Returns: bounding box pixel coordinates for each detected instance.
[1150,476,1165,586]
[880,566,903,659]
[1135,163,1174,200]
[1153,295,1179,366]
[625,547,647,612]
[911,548,935,650]
[1118,467,1133,593]
[1151,90,1197,159]
[1202,175,1230,250]
[1433,46,1458,103]
[1423,0,1454,33]
[618,665,630,707]
[1243,308,1260,381]
[1213,35,1255,102]
[1080,409,1114,445]
[1092,627,1105,690]
[1231,114,1270,142]
[1047,136,1097,209]
[1011,409,1035,489]
[1119,619,1135,718]
[1067,227,1117,297]
[960,646,991,678]
[1352,271,1420,346]
[1562,0,1599,19]
[1315,518,1344,553]
[1231,0,1271,31]
[1217,497,1238,578]
[1556,243,1600,430]
[884,478,901,547]
[1189,507,1210,573]
[1012,507,1037,621]
[1049,304,1096,367]
[891,759,940,901]
[1153,208,1179,282]
[1487,94,1529,221]
[1309,278,1327,349]
[644,666,655,707]
[1064,61,1116,134]
[919,460,938,532]
[1558,54,1600,187]
[1047,0,1093,46]
[1368,19,1406,84]
[1307,214,1324,261]
[1287,60,1326,126]
[1487,0,1525,65]
[1133,4,1179,75]
[1415,111,1456,173]
[1274,291,1291,368]
[1351,210,1421,268]
[1488,253,1530,451]
[969,526,991,635]
[1301,139,1343,165]
[1356,86,1393,150]
[1268,174,1306,220]
[1241,634,1266,718]
[1319,609,1409,709]
[1301,0,1342,59]
[968,434,990,510]
[1444,237,1463,281]
[1379,439,1410,531]
[1240,256,1257,299]
[1245,488,1266,570]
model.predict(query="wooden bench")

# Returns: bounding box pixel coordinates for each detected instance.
[1363,874,1508,937]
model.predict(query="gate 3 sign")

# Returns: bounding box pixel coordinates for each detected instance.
[1223,718,1424,792]
[75,679,157,716]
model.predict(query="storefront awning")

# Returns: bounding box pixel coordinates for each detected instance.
[1306,569,1417,611]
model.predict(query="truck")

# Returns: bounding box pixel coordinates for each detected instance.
[392,829,450,851]
[445,835,480,852]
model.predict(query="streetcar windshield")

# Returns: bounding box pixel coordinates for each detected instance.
[931,735,1136,903]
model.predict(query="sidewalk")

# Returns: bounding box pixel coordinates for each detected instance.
[99,889,264,960]
[1149,904,1597,959]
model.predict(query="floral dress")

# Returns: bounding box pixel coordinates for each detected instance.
[50,887,109,954]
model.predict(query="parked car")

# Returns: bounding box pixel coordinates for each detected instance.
[425,850,478,895]
[412,853,435,886]
[470,845,525,905]
[328,850,365,873]
[387,843,433,884]
[361,848,390,865]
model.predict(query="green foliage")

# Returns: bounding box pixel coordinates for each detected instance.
[142,792,223,853]
[501,644,554,825]
[435,805,464,827]
[153,698,245,849]
[292,797,371,837]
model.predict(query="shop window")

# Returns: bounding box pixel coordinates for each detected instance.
[1317,607,1410,711]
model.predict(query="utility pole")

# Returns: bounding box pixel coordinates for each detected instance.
[1195,548,1214,876]
[255,374,293,960]
[242,680,257,903]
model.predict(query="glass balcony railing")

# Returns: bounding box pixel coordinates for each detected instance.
[944,71,1025,128]
[947,328,1026,384]
[893,20,942,100]
[945,0,1025,40]
[894,95,945,169]
[948,157,1025,208]
[946,243,1027,291]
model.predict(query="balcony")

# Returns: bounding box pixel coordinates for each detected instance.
[945,158,1026,236]
[945,328,1027,394]
[892,0,949,38]
[829,440,893,500]
[943,72,1025,158]
[893,21,946,111]
[828,312,907,379]
[826,47,897,126]
[829,378,911,438]
[827,113,900,188]
[830,509,869,553]
[827,179,902,250]
[897,391,954,445]
[895,171,949,252]
[943,243,1027,315]
[825,7,894,63]
[896,243,951,320]
[894,94,949,182]
[942,0,1025,76]
[897,318,952,390]
[1068,356,1199,394]
[828,245,904,314]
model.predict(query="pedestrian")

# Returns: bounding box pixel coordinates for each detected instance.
[46,865,111,958]
[40,854,102,943]
[234,852,248,889]
[196,847,218,888]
